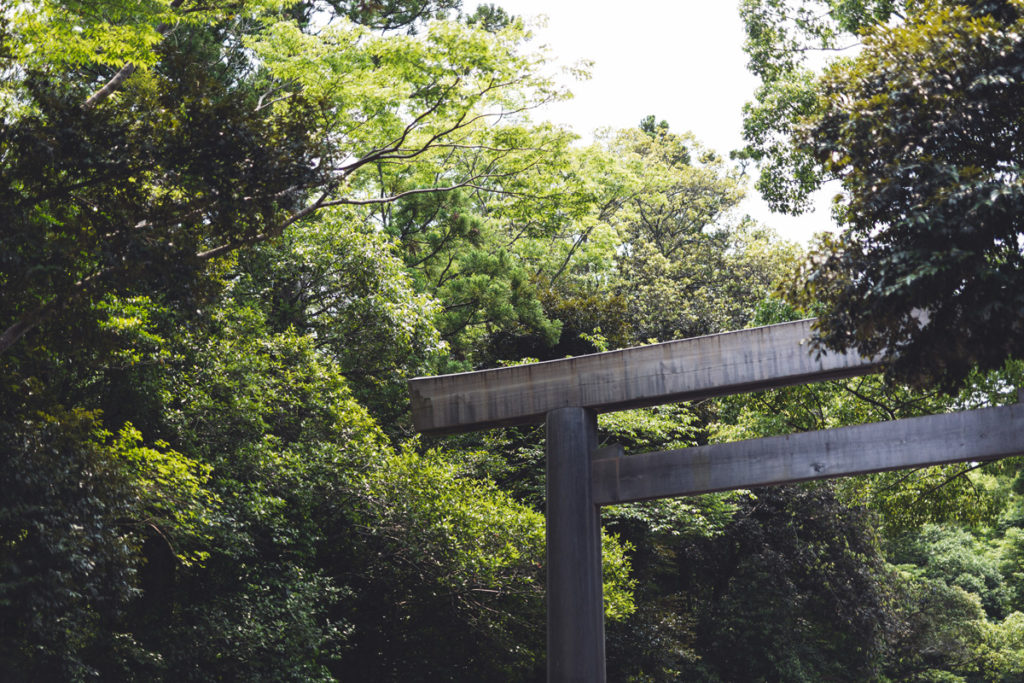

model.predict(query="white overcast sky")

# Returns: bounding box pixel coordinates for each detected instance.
[471,0,834,244]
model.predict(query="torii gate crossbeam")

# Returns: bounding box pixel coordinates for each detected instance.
[407,319,1024,682]
[594,402,1024,504]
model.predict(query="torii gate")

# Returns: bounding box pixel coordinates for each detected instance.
[407,319,1024,682]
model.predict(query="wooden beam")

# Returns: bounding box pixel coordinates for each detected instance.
[409,319,878,435]
[592,403,1024,505]
[546,408,605,682]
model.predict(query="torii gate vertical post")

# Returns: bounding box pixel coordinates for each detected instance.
[408,319,1024,681]
[545,407,604,682]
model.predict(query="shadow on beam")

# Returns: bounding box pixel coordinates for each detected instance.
[593,403,1024,506]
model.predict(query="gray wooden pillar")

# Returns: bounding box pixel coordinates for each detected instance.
[546,406,605,682]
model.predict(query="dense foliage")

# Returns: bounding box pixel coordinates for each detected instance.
[739,0,1024,389]
[4,0,1024,680]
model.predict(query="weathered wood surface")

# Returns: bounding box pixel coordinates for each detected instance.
[592,403,1024,506]
[409,319,878,434]
[546,408,605,683]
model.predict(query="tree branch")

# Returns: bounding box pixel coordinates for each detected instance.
[83,63,138,110]
[917,462,988,502]
[81,0,184,109]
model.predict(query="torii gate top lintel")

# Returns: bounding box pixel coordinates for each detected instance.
[409,318,879,436]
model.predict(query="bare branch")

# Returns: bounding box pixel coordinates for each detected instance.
[194,187,332,260]
[83,63,138,110]
[842,381,898,421]
[81,0,185,109]
[917,462,988,503]
[319,180,497,207]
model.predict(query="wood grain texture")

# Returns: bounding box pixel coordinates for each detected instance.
[592,403,1024,505]
[546,408,605,683]
[409,319,878,434]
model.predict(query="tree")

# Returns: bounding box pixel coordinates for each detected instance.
[0,403,218,679]
[386,185,564,366]
[492,121,797,360]
[603,123,798,342]
[231,208,443,431]
[676,484,893,682]
[0,0,568,357]
[739,0,1024,389]
[736,0,908,213]
[791,0,1024,389]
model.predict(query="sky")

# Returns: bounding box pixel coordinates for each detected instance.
[470,0,834,244]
